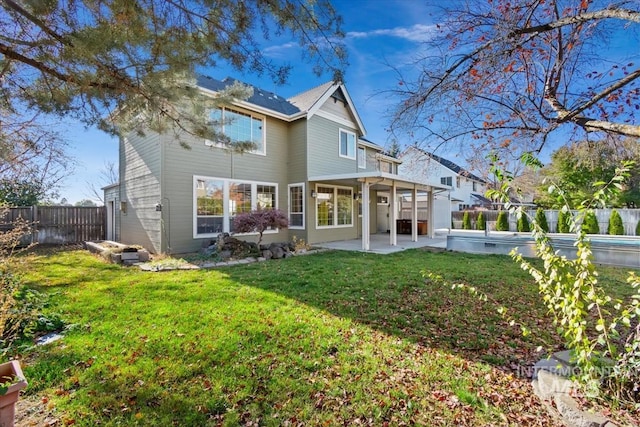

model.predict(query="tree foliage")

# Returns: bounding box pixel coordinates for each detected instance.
[0,0,346,141]
[0,113,74,203]
[607,209,624,235]
[536,139,640,208]
[391,0,640,162]
[0,180,44,206]
[496,210,509,231]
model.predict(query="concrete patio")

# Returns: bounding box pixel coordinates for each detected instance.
[316,233,447,254]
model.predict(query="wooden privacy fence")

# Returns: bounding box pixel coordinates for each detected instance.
[1,206,106,244]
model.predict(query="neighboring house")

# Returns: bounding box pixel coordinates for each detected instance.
[105,76,449,254]
[398,146,489,229]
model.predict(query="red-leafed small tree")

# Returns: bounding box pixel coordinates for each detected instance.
[232,208,289,248]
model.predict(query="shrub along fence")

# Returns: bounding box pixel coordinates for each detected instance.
[1,206,106,245]
[452,209,640,235]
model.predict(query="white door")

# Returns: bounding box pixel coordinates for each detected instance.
[106,201,115,241]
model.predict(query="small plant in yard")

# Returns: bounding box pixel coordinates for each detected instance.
[608,209,624,235]
[487,156,640,406]
[232,208,289,247]
[516,211,530,232]
[0,208,59,354]
[636,220,640,236]
[291,236,311,252]
[495,210,509,231]
[462,211,472,230]
[582,210,600,234]
[476,211,486,230]
[557,209,571,233]
[535,208,549,232]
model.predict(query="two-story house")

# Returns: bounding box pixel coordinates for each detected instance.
[398,146,489,229]
[105,76,449,254]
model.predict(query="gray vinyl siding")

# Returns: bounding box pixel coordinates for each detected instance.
[160,116,291,254]
[287,120,307,184]
[119,132,163,253]
[307,115,360,176]
[319,98,357,123]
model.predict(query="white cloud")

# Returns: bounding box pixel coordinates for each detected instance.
[347,24,436,43]
[262,42,299,58]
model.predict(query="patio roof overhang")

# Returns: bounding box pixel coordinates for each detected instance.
[308,171,450,193]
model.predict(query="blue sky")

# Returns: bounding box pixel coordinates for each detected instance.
[58,0,440,204]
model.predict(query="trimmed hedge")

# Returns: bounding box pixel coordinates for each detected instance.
[582,210,599,234]
[462,211,472,230]
[496,210,509,231]
[557,210,570,233]
[607,210,624,235]
[517,213,530,232]
[535,208,549,232]
[476,212,486,231]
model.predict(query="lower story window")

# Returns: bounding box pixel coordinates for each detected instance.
[288,184,304,228]
[194,176,278,237]
[316,185,353,228]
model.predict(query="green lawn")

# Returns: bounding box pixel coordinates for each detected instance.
[13,248,638,426]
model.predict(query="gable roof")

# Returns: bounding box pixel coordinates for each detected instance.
[196,75,301,116]
[287,81,335,112]
[196,75,367,135]
[288,81,366,136]
[404,147,486,183]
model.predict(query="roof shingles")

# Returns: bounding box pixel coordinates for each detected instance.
[196,75,301,116]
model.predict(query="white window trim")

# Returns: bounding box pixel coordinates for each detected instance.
[357,147,366,169]
[204,106,267,156]
[288,183,305,230]
[193,175,279,238]
[314,184,354,229]
[338,128,356,160]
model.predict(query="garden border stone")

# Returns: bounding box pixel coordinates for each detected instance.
[531,351,617,427]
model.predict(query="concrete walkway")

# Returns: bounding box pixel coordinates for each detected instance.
[315,233,447,254]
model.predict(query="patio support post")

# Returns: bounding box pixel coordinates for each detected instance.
[411,187,418,242]
[428,189,435,238]
[390,182,397,246]
[361,181,370,251]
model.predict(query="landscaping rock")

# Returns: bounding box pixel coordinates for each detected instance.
[271,246,285,259]
[532,352,616,427]
[262,250,273,260]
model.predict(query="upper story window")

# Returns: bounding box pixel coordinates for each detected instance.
[209,107,265,155]
[358,147,366,169]
[473,181,478,191]
[339,129,356,159]
[441,176,453,187]
[456,177,461,188]
[380,161,392,173]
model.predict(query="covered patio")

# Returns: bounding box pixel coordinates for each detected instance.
[316,232,447,254]
[309,171,451,251]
